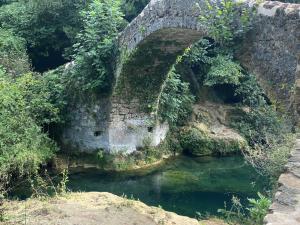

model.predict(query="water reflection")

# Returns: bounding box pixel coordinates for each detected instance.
[68,155,270,217]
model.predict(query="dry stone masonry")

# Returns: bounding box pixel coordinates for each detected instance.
[239,1,300,123]
[264,139,300,225]
[61,0,300,154]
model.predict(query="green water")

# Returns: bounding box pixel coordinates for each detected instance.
[67,155,270,218]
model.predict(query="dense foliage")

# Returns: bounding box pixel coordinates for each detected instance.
[0,0,89,71]
[179,0,294,180]
[198,0,253,47]
[184,37,293,178]
[204,54,243,86]
[0,0,140,195]
[69,0,124,95]
[121,0,149,21]
[0,28,30,76]
[0,72,58,194]
[158,67,195,126]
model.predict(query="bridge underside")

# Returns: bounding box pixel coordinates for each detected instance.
[115,28,203,109]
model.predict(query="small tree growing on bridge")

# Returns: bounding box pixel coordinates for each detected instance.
[198,0,254,47]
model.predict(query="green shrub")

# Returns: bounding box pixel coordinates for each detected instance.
[198,0,254,47]
[231,106,285,147]
[218,193,271,225]
[179,127,213,156]
[121,0,149,21]
[179,126,245,156]
[158,67,195,126]
[204,54,243,87]
[247,192,271,224]
[0,28,30,76]
[234,74,266,107]
[230,103,293,178]
[0,72,58,194]
[69,0,124,95]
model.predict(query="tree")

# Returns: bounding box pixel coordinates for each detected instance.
[0,0,89,71]
[0,72,58,193]
[69,0,124,94]
[0,28,30,76]
[121,0,149,21]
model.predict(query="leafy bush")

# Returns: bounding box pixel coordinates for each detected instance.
[69,0,124,94]
[230,98,293,177]
[0,28,30,76]
[179,127,213,156]
[0,73,58,194]
[218,193,271,225]
[182,39,214,66]
[231,106,284,147]
[198,0,254,46]
[247,192,271,224]
[204,54,243,86]
[234,74,266,107]
[244,133,294,178]
[158,67,195,126]
[42,66,69,123]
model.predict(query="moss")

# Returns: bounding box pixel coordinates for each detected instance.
[179,125,246,156]
[179,127,213,156]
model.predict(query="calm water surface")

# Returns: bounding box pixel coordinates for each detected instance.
[68,155,270,217]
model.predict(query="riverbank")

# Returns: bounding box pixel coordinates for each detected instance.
[1,192,227,225]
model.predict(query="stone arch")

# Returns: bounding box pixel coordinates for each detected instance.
[115,0,206,103]
[108,0,207,152]
[61,0,300,153]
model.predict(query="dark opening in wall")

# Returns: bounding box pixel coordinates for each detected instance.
[94,131,103,137]
[147,127,153,133]
[214,84,240,104]
[28,30,71,72]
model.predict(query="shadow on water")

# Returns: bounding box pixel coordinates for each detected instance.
[67,155,270,218]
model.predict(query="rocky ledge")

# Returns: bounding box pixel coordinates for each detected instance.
[2,192,227,225]
[264,139,300,225]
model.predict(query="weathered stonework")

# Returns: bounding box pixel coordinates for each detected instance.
[62,0,300,153]
[63,0,209,153]
[108,0,208,152]
[61,97,110,152]
[238,1,300,122]
[264,138,300,225]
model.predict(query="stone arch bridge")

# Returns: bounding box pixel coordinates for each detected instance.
[62,0,300,153]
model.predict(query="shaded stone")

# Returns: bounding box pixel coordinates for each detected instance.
[238,1,300,124]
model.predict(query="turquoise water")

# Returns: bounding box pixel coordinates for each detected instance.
[67,155,270,218]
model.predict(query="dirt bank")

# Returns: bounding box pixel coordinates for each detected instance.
[2,192,227,225]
